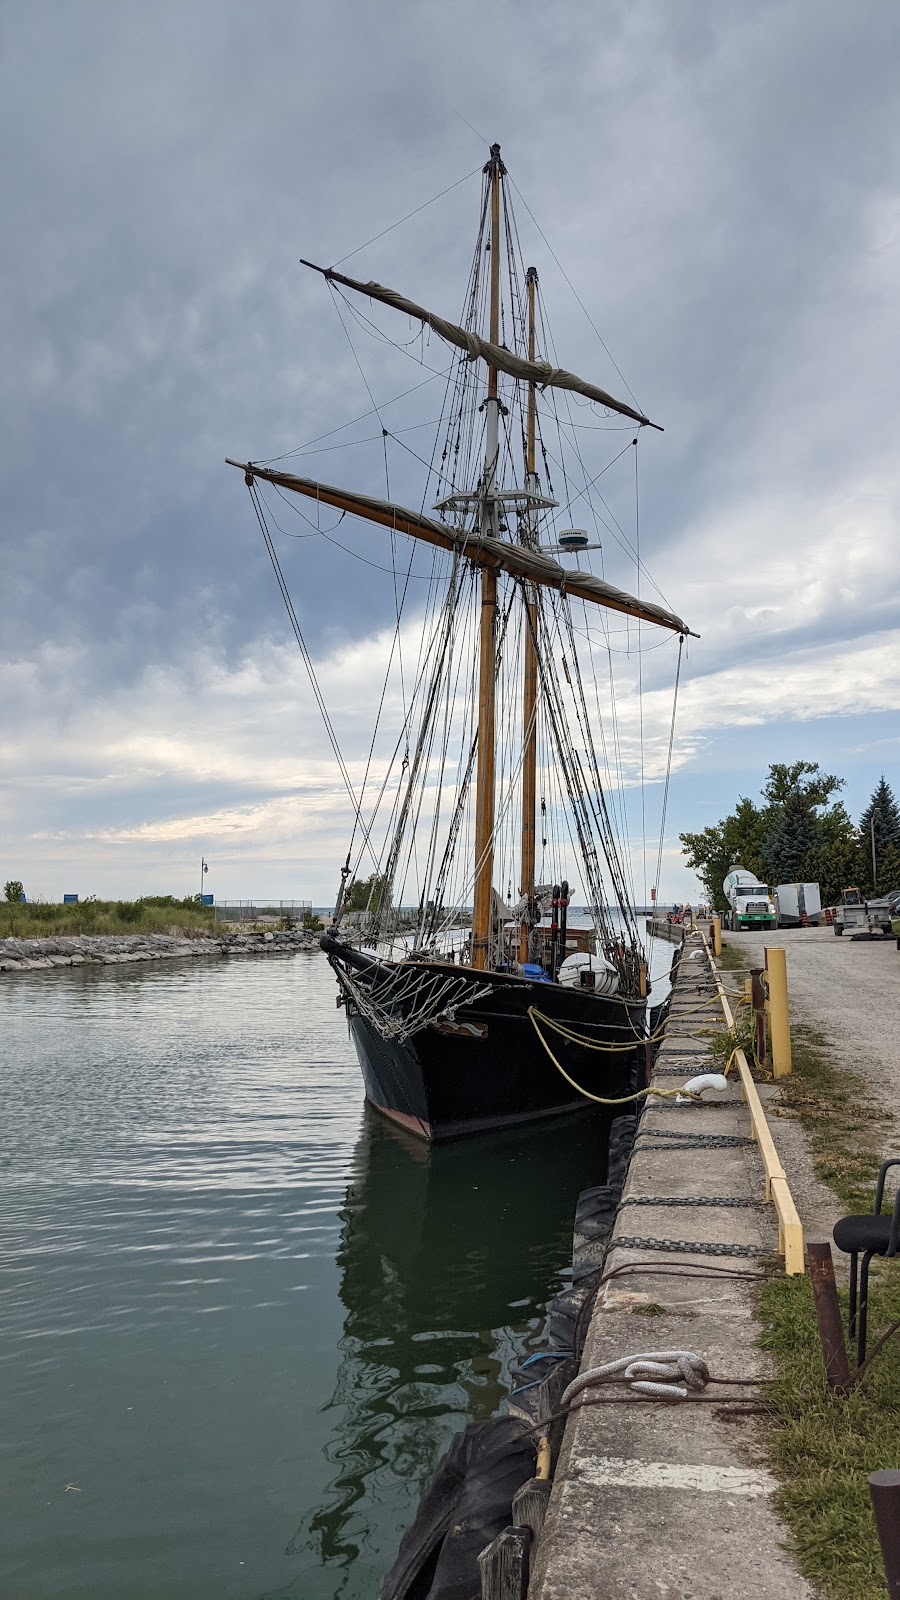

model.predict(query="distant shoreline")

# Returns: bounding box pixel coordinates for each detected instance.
[0,929,321,976]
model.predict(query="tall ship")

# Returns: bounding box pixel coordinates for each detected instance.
[229,144,693,1140]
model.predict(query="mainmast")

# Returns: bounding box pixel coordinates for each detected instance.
[519,266,539,962]
[471,144,504,971]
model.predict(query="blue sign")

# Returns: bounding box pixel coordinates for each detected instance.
[63,894,79,904]
[201,894,214,906]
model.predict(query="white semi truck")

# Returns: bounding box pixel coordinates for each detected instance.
[722,866,777,931]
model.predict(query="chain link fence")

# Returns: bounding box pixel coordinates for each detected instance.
[214,900,313,926]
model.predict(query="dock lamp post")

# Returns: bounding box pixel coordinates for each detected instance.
[200,857,208,902]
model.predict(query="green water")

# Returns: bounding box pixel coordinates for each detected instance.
[0,954,619,1598]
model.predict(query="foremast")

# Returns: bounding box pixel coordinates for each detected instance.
[519,265,539,963]
[471,144,504,971]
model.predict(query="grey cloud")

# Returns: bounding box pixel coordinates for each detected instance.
[2,0,900,893]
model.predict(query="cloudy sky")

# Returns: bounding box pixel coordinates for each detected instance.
[2,0,899,906]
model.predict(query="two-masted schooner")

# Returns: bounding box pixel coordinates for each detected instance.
[229,145,693,1140]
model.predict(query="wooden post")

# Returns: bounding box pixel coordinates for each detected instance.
[478,1526,529,1599]
[869,1471,900,1598]
[513,1477,551,1543]
[711,915,722,957]
[765,946,792,1077]
[807,1242,851,1394]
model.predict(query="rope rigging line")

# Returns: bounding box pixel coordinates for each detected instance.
[508,174,644,415]
[259,371,449,466]
[330,163,483,268]
[635,435,648,910]
[246,480,380,874]
[652,633,685,929]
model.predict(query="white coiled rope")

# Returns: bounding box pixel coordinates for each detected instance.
[560,1350,710,1405]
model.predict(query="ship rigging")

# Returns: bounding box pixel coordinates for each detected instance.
[228,143,694,1140]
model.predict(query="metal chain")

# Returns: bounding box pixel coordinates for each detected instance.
[620,1195,767,1209]
[635,1133,756,1151]
[613,1236,767,1259]
[656,1046,717,1056]
[651,1065,710,1076]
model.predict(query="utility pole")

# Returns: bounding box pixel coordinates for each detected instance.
[871,810,880,893]
[200,857,208,902]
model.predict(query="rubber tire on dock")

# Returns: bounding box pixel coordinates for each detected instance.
[381,1417,535,1600]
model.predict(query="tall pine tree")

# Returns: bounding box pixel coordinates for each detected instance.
[858,776,900,892]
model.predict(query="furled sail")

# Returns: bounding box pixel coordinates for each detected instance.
[298,261,661,432]
[228,461,694,635]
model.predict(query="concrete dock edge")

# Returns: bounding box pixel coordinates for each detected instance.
[528,929,814,1600]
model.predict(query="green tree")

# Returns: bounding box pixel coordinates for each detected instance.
[858,775,900,892]
[680,796,768,909]
[346,872,387,915]
[761,760,844,811]
[4,880,24,903]
[680,761,854,909]
[760,762,847,885]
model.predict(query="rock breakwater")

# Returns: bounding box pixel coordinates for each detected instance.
[0,929,322,975]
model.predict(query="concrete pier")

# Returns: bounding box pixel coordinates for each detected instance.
[530,930,812,1599]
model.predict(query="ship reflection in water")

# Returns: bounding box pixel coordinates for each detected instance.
[289,1105,610,1596]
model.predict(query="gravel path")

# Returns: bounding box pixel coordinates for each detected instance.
[721,924,898,1239]
[723,925,898,1112]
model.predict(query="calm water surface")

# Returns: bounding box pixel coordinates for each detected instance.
[0,950,668,1598]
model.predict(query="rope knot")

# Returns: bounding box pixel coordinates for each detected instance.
[560,1349,711,1408]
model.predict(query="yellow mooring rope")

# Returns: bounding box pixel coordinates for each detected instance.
[526,1007,701,1106]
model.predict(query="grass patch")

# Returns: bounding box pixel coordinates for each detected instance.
[778,1021,893,1213]
[716,939,746,972]
[760,1016,899,1596]
[1,899,215,940]
[632,1301,669,1318]
[760,1271,900,1600]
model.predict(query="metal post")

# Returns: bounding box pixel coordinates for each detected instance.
[750,966,767,1070]
[711,915,722,958]
[806,1243,851,1394]
[869,1470,900,1598]
[765,946,792,1077]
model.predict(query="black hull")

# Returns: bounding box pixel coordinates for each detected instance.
[324,938,643,1141]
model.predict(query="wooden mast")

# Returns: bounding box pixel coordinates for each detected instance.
[519,267,539,962]
[472,144,503,971]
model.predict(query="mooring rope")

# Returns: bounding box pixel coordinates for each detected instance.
[560,1349,710,1405]
[526,1006,699,1105]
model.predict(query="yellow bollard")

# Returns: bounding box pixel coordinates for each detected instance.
[711,915,722,957]
[765,946,792,1077]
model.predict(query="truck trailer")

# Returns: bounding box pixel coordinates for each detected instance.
[774,882,822,928]
[833,887,893,938]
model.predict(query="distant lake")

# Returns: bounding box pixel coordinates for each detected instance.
[0,942,673,1597]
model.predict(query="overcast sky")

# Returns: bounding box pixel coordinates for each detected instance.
[2,0,899,905]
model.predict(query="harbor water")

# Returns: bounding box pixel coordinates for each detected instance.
[1,941,672,1598]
